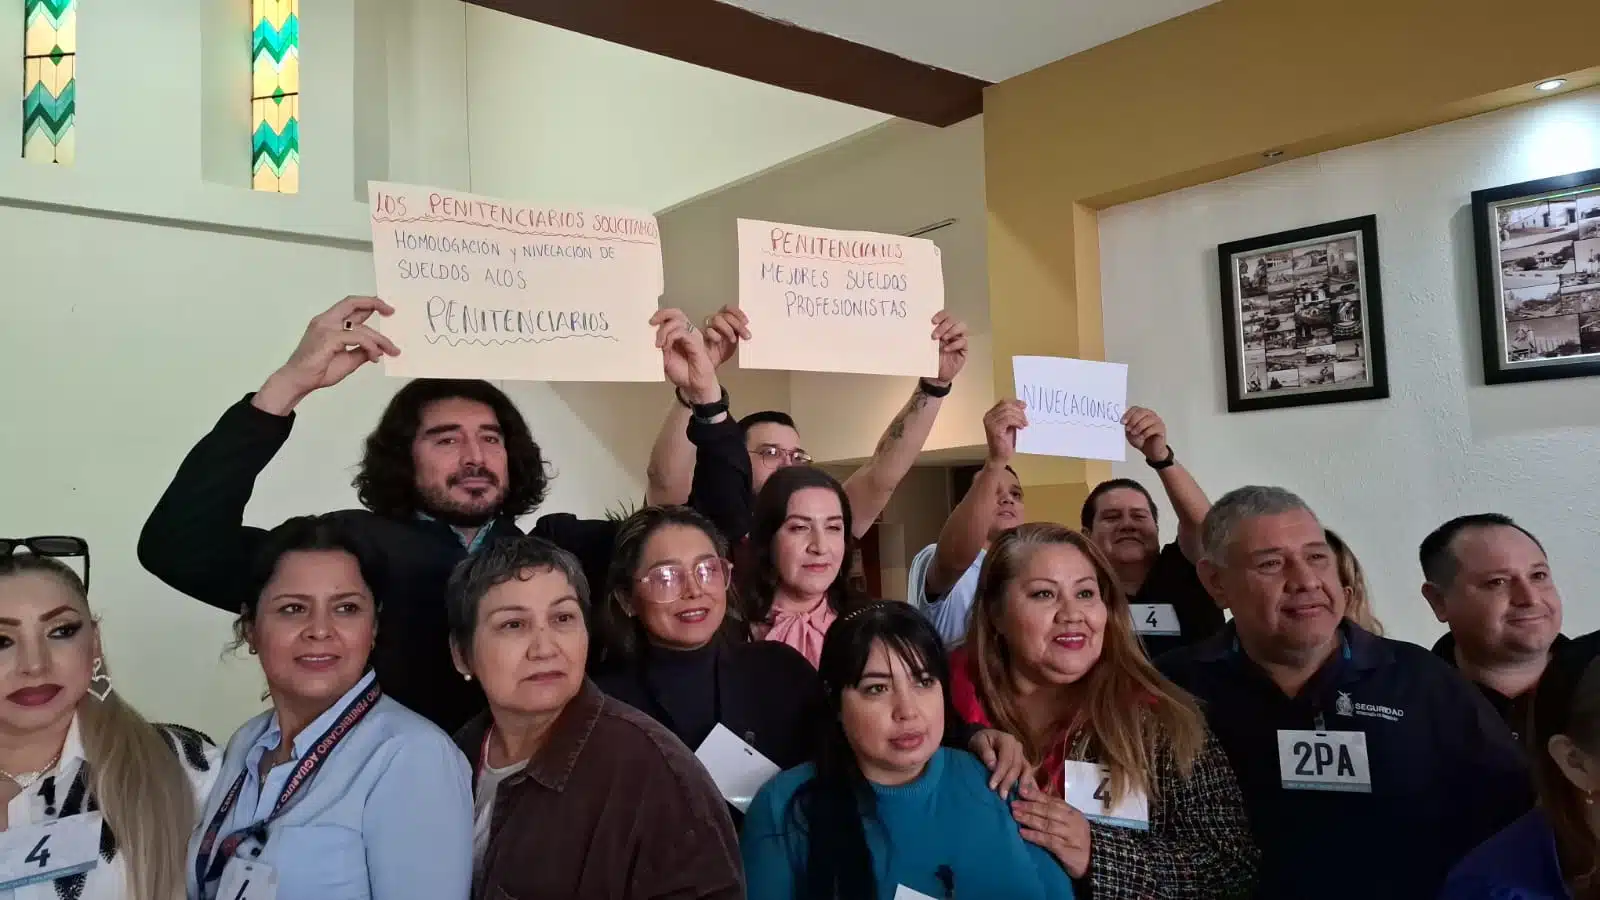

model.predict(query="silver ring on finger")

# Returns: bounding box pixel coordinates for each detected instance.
[343,320,354,331]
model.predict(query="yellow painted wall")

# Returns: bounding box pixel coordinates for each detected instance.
[984,0,1600,526]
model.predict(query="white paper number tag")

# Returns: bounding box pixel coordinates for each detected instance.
[1131,603,1181,636]
[216,859,279,900]
[893,886,940,900]
[695,723,780,814]
[1063,760,1150,831]
[1277,730,1372,793]
[0,812,103,891]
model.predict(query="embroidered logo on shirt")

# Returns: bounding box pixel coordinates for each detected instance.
[1336,693,1405,722]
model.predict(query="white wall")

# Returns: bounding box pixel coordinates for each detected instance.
[463,6,889,214]
[659,117,993,464]
[0,0,643,742]
[1098,87,1600,647]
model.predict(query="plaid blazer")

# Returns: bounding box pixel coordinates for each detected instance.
[1080,728,1259,899]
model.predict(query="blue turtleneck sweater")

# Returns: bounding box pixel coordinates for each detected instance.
[741,747,1075,900]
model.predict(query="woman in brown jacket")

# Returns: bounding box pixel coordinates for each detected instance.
[445,535,743,900]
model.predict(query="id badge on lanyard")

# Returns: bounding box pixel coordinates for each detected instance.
[194,680,382,896]
[694,724,779,814]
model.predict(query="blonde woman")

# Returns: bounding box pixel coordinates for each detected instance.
[0,546,218,900]
[1325,529,1384,636]
[952,522,1257,899]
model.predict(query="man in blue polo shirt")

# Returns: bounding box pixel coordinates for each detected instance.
[1160,486,1531,899]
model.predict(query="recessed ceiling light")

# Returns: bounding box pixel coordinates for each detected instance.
[1262,150,1284,159]
[1536,79,1567,92]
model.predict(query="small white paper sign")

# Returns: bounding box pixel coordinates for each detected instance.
[695,724,780,814]
[0,812,103,891]
[736,218,944,377]
[1131,603,1182,637]
[1063,760,1150,831]
[893,886,940,900]
[1012,356,1129,461]
[368,181,665,383]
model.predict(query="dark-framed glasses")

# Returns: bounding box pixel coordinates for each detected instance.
[637,558,732,603]
[2,536,90,589]
[751,445,812,466]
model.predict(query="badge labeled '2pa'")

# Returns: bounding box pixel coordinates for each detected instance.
[1276,730,1371,793]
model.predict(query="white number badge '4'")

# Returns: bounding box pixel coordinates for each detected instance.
[0,812,103,891]
[1277,729,1372,793]
[1063,760,1150,831]
[1130,604,1181,637]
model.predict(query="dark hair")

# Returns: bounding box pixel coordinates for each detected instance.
[353,378,551,520]
[738,410,798,434]
[789,603,958,900]
[446,535,589,661]
[236,515,385,647]
[596,506,744,667]
[740,466,865,625]
[1535,649,1600,890]
[1418,513,1546,587]
[1080,478,1160,530]
[0,553,87,596]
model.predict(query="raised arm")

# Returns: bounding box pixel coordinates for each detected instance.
[644,306,749,507]
[138,295,398,611]
[1123,407,1211,562]
[924,400,1026,597]
[843,312,969,537]
[654,309,753,543]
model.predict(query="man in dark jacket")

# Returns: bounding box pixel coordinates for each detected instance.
[138,295,751,733]
[1160,486,1531,900]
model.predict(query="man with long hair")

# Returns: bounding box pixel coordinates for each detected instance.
[139,295,751,733]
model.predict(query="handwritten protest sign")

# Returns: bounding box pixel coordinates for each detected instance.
[368,181,664,382]
[1012,356,1129,461]
[736,219,943,377]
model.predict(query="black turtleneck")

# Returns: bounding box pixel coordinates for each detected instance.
[593,637,824,773]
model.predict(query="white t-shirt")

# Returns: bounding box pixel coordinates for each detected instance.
[473,760,525,882]
[907,543,987,648]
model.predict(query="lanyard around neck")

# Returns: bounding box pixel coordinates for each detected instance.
[194,679,382,890]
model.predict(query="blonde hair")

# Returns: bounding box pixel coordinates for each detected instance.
[0,557,198,900]
[1326,529,1384,636]
[968,523,1206,804]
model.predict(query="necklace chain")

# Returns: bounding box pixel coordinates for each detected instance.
[0,749,63,790]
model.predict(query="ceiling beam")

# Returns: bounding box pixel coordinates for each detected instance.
[462,0,988,127]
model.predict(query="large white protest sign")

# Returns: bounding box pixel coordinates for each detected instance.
[736,218,943,377]
[1012,356,1129,461]
[368,181,664,382]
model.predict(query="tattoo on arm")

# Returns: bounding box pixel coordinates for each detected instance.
[875,391,931,455]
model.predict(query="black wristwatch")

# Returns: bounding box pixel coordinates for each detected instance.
[1147,445,1176,471]
[917,378,952,398]
[678,386,730,423]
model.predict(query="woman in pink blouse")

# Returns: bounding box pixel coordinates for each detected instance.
[738,466,865,667]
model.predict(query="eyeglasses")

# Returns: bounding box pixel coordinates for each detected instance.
[2,536,90,589]
[751,445,812,466]
[637,558,732,603]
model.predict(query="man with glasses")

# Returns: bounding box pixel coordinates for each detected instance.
[644,304,971,541]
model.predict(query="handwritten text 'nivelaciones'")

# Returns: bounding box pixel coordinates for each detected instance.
[1019,384,1124,424]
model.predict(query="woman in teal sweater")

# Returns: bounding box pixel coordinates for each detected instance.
[741,602,1074,900]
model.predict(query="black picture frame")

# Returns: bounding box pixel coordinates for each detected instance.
[1470,167,1600,385]
[1216,215,1389,413]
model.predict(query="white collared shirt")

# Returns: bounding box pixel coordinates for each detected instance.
[2,714,220,900]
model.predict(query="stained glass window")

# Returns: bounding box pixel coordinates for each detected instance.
[252,0,298,193]
[22,0,74,164]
